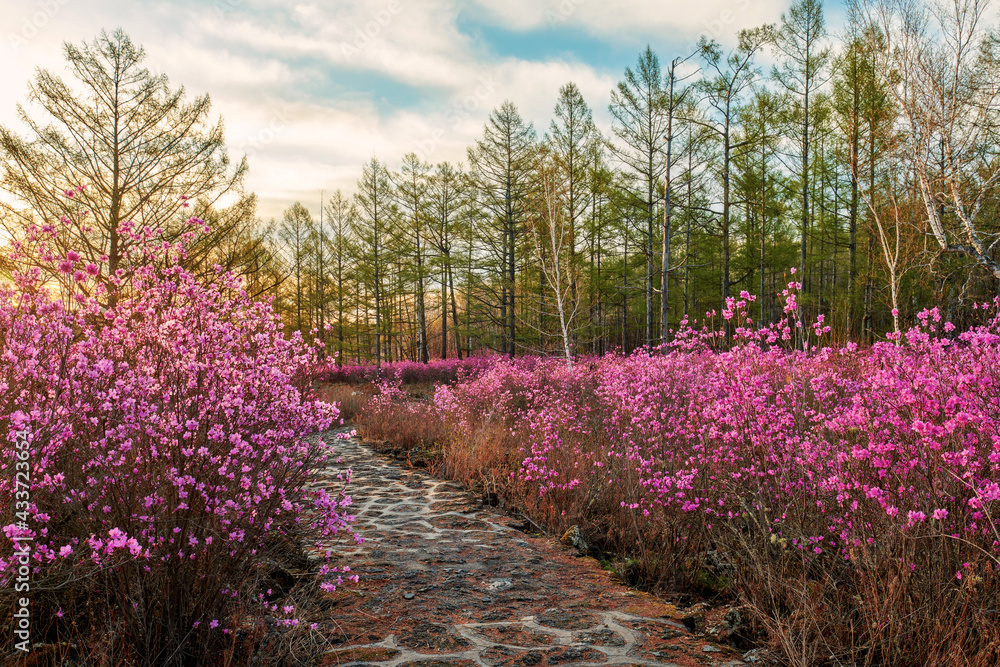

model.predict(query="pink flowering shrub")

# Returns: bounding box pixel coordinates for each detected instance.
[0,211,355,665]
[314,354,501,386]
[427,289,1000,665]
[353,356,557,470]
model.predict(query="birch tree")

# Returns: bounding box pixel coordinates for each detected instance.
[528,148,581,364]
[856,0,1000,282]
[549,83,597,340]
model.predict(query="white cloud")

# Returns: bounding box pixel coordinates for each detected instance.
[192,0,479,93]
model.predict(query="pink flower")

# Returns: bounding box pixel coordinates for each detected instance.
[108,528,128,550]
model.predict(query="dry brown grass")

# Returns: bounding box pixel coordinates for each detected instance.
[313,383,376,423]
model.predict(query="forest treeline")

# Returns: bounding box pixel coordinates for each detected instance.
[4,0,1000,365]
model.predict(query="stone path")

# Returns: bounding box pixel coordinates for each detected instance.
[311,428,749,667]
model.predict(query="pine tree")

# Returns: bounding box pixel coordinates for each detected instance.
[609,46,668,347]
[353,158,397,370]
[468,101,536,357]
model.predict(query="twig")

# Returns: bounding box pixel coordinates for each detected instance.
[512,511,549,537]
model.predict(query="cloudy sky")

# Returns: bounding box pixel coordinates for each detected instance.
[2,0,847,221]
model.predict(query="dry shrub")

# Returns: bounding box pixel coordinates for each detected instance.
[354,382,447,461]
[314,383,376,422]
[729,515,1000,667]
[434,420,526,507]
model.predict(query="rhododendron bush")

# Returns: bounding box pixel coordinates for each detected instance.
[314,354,500,385]
[0,216,355,665]
[427,291,1000,665]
